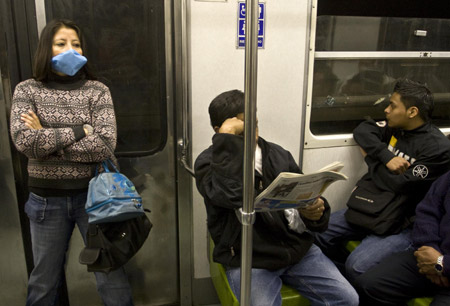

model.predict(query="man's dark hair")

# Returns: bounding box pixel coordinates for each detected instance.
[393,78,434,122]
[33,19,96,82]
[209,90,245,128]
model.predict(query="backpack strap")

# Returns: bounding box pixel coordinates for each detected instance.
[79,224,103,266]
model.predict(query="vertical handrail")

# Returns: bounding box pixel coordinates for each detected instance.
[174,1,194,304]
[240,0,259,305]
[178,0,195,177]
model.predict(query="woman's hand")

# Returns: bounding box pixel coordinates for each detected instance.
[21,110,42,130]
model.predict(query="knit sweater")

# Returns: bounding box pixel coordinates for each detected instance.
[413,171,450,276]
[10,75,117,191]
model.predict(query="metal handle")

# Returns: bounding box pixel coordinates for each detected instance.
[240,1,260,305]
[177,0,195,178]
[178,139,195,177]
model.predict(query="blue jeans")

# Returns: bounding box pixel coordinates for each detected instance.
[25,192,133,306]
[315,209,413,283]
[226,244,359,306]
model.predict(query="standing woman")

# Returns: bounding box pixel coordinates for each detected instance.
[10,19,134,306]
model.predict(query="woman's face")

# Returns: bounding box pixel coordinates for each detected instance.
[52,26,82,57]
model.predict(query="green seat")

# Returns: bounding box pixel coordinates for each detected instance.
[345,240,361,252]
[345,241,433,306]
[407,297,434,306]
[209,237,310,306]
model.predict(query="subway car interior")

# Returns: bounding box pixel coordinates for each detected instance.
[1,0,450,305]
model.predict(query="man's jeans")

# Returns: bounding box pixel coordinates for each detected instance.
[226,244,359,306]
[315,209,413,283]
[25,192,133,306]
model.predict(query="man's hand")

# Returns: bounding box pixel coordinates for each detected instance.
[425,274,450,287]
[414,246,450,287]
[218,117,244,135]
[21,110,42,130]
[359,147,367,157]
[299,197,325,221]
[415,246,441,275]
[386,156,410,174]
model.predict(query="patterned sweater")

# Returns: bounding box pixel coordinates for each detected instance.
[10,77,117,192]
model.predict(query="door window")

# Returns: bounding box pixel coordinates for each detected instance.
[46,0,167,155]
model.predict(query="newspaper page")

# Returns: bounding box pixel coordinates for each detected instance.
[254,162,347,211]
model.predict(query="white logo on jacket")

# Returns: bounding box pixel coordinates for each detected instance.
[376,120,387,127]
[412,165,428,179]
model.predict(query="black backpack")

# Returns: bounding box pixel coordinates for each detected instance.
[344,174,410,236]
[79,212,152,273]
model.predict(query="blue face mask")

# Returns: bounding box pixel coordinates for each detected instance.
[51,49,87,76]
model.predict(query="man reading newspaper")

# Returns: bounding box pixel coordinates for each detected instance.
[194,90,358,306]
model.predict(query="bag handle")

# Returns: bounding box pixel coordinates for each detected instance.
[95,159,119,176]
[103,159,119,172]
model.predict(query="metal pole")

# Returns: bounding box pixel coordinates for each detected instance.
[239,0,259,305]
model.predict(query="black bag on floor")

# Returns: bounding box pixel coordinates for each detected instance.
[79,213,152,273]
[344,175,409,236]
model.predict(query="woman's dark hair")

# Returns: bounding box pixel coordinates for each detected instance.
[209,89,245,128]
[393,78,434,122]
[33,19,96,81]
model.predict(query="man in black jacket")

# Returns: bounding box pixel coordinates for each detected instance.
[195,90,358,306]
[315,79,450,283]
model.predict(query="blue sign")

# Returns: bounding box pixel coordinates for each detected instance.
[237,2,265,49]
[239,2,246,18]
[238,20,245,36]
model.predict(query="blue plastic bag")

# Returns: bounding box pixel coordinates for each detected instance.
[86,160,144,224]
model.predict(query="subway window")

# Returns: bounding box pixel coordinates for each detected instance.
[311,57,450,135]
[310,1,450,136]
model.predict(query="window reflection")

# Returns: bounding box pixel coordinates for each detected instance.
[316,16,450,52]
[311,14,450,135]
[311,59,450,135]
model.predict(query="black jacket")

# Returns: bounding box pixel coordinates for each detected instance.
[353,119,450,214]
[194,134,330,270]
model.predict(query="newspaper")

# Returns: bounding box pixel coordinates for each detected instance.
[254,161,347,211]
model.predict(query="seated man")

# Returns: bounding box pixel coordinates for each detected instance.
[194,90,358,306]
[315,79,450,283]
[354,170,450,305]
